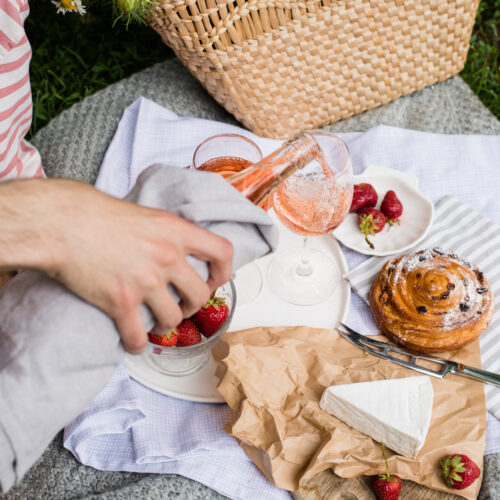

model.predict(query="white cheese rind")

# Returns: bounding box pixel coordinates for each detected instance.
[319,376,433,458]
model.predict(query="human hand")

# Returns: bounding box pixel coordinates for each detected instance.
[1,179,233,353]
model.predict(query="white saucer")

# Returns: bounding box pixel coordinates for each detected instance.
[332,165,434,256]
[125,352,226,403]
[125,210,351,403]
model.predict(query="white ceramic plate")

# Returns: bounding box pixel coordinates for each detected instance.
[125,210,351,403]
[332,165,434,256]
[125,352,225,403]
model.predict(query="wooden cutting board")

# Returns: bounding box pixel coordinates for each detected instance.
[293,470,463,500]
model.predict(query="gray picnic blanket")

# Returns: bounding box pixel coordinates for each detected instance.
[1,58,499,499]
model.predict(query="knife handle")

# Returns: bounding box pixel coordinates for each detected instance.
[460,365,500,387]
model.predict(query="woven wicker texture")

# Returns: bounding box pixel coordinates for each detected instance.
[149,0,479,138]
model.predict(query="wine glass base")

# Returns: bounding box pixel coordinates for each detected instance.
[268,247,339,305]
[233,262,263,307]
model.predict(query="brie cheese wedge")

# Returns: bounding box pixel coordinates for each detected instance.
[319,376,433,458]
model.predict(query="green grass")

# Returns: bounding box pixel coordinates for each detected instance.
[26,0,499,138]
[461,0,500,121]
[26,0,170,137]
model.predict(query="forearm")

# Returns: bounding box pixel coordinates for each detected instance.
[0,171,233,353]
[0,178,63,273]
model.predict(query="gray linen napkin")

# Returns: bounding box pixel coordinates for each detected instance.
[0,164,278,488]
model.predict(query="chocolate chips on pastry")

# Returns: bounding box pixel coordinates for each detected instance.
[370,249,494,353]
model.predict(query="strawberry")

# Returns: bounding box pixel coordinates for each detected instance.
[176,319,203,346]
[441,454,480,490]
[357,207,386,249]
[194,296,229,337]
[349,183,378,213]
[373,475,402,500]
[373,476,402,500]
[148,329,178,347]
[380,190,403,225]
[373,443,402,500]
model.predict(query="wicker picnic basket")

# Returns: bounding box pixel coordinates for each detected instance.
[149,0,480,138]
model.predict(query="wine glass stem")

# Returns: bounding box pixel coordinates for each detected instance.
[296,238,313,277]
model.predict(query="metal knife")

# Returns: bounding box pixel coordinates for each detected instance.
[339,323,500,387]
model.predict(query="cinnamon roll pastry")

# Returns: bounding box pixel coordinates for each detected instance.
[370,249,494,353]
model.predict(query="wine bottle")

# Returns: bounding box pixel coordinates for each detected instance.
[227,131,320,207]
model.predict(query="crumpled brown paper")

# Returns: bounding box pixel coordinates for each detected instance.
[213,326,486,500]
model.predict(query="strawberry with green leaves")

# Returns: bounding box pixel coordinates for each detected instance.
[373,443,402,500]
[357,207,386,249]
[381,190,403,225]
[194,296,229,337]
[441,454,480,490]
[148,329,178,347]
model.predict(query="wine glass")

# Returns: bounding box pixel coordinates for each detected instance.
[192,133,262,177]
[268,130,353,305]
[192,133,265,306]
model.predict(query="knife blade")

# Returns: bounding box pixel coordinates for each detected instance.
[339,323,500,387]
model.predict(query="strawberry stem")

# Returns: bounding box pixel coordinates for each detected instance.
[364,233,375,250]
[381,443,390,480]
[358,213,379,249]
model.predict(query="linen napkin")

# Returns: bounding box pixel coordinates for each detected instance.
[0,161,278,488]
[124,164,278,276]
[345,195,500,418]
[63,96,500,500]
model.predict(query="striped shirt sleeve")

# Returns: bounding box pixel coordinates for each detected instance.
[0,0,44,180]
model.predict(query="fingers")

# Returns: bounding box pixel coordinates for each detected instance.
[146,287,183,335]
[169,260,212,318]
[181,227,234,290]
[114,309,148,355]
[110,214,233,351]
[206,257,233,292]
[157,213,234,291]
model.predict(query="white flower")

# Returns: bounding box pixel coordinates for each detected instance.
[51,0,86,15]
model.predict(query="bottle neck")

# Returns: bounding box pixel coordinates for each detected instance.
[228,132,319,206]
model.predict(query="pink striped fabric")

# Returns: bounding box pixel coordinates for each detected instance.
[0,0,44,180]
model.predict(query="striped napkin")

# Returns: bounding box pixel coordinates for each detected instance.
[345,195,500,418]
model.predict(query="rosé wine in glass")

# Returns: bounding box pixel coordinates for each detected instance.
[272,170,351,236]
[196,156,254,178]
[267,130,353,305]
